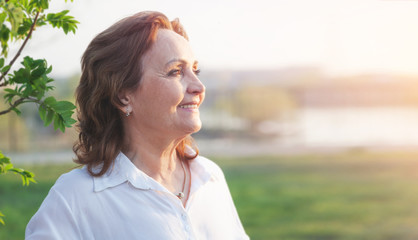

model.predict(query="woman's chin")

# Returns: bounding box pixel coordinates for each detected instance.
[182,120,202,135]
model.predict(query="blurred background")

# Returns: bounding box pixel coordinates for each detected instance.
[1,0,418,239]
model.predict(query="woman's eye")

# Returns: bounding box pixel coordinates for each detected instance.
[194,69,201,76]
[168,69,182,77]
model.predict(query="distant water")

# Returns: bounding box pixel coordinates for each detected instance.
[283,107,418,147]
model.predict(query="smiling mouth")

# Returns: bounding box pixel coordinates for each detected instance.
[179,104,198,109]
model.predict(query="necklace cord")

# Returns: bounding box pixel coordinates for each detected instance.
[177,160,186,199]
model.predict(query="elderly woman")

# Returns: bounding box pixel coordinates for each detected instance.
[25,11,249,240]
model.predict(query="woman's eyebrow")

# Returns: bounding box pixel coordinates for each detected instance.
[165,58,198,67]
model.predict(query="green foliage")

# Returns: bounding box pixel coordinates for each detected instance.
[46,10,78,34]
[3,56,76,132]
[0,150,36,224]
[2,2,25,37]
[0,151,35,186]
[0,0,79,57]
[0,0,78,225]
[4,57,54,101]
[38,96,77,132]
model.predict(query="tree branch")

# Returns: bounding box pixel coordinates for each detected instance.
[0,97,26,115]
[0,95,41,115]
[0,11,40,86]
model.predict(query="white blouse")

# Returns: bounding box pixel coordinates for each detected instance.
[25,153,249,240]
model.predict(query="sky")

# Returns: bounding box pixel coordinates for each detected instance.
[12,0,418,78]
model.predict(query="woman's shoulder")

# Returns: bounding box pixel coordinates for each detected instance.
[51,167,93,195]
[194,155,225,179]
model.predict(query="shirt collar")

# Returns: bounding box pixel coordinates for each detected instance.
[188,155,221,196]
[93,152,217,193]
[93,152,151,192]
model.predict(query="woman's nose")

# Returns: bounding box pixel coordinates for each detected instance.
[187,74,205,94]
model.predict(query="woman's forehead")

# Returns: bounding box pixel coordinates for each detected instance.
[144,29,195,66]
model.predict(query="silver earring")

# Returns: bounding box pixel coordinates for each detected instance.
[125,107,130,117]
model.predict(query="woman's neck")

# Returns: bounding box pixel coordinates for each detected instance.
[122,127,185,181]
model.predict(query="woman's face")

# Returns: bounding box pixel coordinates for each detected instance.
[124,29,205,138]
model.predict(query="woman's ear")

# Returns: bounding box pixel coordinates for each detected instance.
[117,90,132,114]
[118,91,130,106]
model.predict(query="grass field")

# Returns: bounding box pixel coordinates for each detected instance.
[1,150,418,239]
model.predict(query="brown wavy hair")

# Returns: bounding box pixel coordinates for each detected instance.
[73,11,198,177]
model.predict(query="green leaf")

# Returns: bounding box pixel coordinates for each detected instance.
[22,83,33,97]
[21,174,28,186]
[28,0,49,11]
[0,12,7,24]
[59,110,73,119]
[3,88,15,94]
[39,98,77,131]
[1,64,10,73]
[45,108,54,126]
[0,24,10,57]
[51,100,76,113]
[0,57,4,68]
[0,211,4,225]
[17,18,32,36]
[0,151,11,165]
[11,106,21,115]
[63,22,69,34]
[4,2,25,35]
[4,163,13,172]
[12,68,31,83]
[32,58,44,68]
[66,117,77,123]
[19,0,30,9]
[31,64,46,78]
[53,114,60,131]
[59,118,65,132]
[22,56,33,68]
[46,10,79,34]
[38,104,46,121]
[24,170,35,179]
[43,96,56,106]
[3,88,18,102]
[45,65,52,74]
[7,167,35,186]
